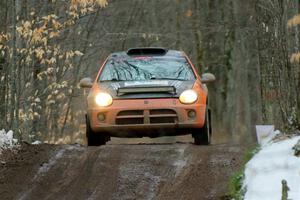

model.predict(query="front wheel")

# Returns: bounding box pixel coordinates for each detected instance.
[86,115,109,146]
[192,109,212,145]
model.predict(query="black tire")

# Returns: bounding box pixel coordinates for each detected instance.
[86,115,109,146]
[193,109,212,145]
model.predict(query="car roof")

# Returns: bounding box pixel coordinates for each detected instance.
[108,48,185,59]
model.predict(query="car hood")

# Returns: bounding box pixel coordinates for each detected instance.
[98,80,195,99]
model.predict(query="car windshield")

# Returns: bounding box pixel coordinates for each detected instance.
[99,56,196,82]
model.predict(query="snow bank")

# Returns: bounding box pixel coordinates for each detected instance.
[32,140,42,145]
[0,129,18,152]
[244,135,300,200]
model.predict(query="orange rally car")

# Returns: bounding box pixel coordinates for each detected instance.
[80,48,215,146]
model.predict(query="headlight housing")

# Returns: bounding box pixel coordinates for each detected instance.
[179,90,198,104]
[95,92,113,107]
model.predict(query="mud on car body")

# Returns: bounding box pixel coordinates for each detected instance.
[80,48,215,146]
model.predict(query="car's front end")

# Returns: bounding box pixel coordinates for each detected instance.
[87,81,208,137]
[80,48,215,145]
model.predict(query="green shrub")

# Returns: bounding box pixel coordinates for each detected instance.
[227,146,260,200]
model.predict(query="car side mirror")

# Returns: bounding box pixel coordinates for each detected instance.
[79,77,93,88]
[201,73,216,84]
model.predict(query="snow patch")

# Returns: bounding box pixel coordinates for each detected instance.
[244,135,300,200]
[144,172,161,200]
[173,146,187,177]
[32,140,42,145]
[34,148,65,178]
[18,148,66,200]
[0,129,18,152]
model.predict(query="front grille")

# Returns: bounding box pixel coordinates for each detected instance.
[116,110,144,125]
[149,109,177,124]
[116,118,144,125]
[149,109,176,115]
[150,117,176,124]
[115,109,178,125]
[118,110,144,116]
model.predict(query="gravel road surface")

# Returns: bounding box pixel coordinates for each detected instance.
[0,138,245,200]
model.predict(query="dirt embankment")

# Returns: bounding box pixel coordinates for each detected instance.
[0,142,244,200]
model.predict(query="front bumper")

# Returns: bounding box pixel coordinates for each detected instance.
[88,98,206,137]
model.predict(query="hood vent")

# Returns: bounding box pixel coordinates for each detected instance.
[117,86,176,96]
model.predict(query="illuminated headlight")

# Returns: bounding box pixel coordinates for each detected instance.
[179,90,198,104]
[95,92,113,107]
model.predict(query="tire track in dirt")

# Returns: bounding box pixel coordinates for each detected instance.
[0,143,245,200]
[111,145,189,200]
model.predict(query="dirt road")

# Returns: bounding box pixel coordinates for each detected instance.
[0,139,245,200]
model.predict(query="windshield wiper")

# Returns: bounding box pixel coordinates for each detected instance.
[152,77,188,81]
[100,78,125,82]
